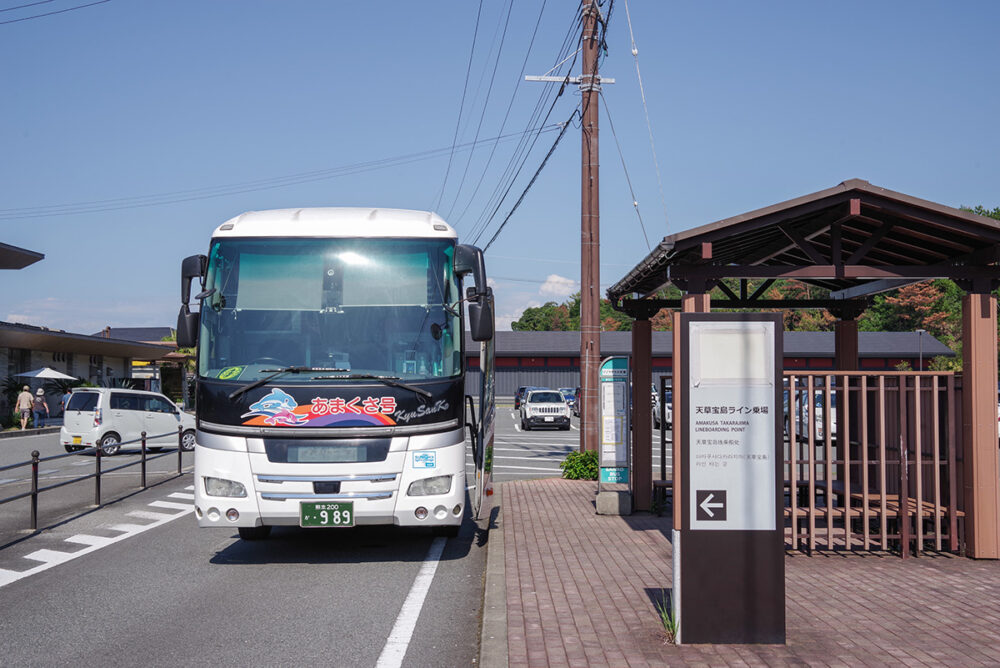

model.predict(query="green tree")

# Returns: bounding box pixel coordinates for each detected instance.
[511,293,633,331]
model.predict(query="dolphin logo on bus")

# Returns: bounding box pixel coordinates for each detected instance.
[242,388,310,426]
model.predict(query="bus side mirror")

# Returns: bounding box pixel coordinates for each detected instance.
[468,287,494,342]
[181,254,207,306]
[177,254,206,348]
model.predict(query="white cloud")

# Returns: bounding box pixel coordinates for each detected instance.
[539,274,579,299]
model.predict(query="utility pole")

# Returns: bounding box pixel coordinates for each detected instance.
[579,0,601,453]
[525,1,611,452]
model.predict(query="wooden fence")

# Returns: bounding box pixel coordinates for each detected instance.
[784,371,964,557]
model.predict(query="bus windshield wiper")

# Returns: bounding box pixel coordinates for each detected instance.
[228,366,349,401]
[311,374,433,399]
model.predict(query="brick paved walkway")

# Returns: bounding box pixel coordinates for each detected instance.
[498,478,1000,667]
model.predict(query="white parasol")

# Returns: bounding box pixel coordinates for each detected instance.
[13,367,78,380]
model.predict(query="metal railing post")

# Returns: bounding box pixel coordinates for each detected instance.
[30,450,39,530]
[177,426,183,474]
[140,431,147,489]
[95,442,102,506]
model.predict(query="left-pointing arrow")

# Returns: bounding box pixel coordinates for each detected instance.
[699,493,725,518]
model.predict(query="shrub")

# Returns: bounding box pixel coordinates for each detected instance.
[560,449,599,480]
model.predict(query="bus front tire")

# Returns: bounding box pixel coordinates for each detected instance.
[238,525,272,540]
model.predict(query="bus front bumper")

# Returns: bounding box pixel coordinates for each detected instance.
[193,441,466,529]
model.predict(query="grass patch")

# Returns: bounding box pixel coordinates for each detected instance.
[654,589,677,643]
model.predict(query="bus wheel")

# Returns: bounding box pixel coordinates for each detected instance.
[238,525,272,540]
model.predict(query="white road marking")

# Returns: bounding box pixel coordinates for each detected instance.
[65,534,115,547]
[148,500,190,511]
[109,523,151,533]
[375,536,447,668]
[491,464,562,472]
[128,510,176,521]
[168,492,195,500]
[24,549,76,564]
[0,503,190,589]
[485,456,566,464]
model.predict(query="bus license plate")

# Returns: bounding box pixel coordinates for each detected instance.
[300,501,354,528]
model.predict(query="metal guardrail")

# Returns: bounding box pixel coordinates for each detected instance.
[0,426,190,531]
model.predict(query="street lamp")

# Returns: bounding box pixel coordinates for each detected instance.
[916,329,926,370]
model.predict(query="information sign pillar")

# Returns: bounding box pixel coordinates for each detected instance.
[596,356,631,515]
[674,313,785,644]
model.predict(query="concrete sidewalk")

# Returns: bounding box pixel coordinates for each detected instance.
[482,478,1000,667]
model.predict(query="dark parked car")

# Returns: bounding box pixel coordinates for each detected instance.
[514,385,546,410]
[519,389,571,431]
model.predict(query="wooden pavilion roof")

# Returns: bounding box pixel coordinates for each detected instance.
[608,179,1000,312]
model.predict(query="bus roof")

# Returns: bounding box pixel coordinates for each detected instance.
[212,207,457,239]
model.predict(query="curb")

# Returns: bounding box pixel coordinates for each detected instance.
[0,426,61,440]
[479,484,507,668]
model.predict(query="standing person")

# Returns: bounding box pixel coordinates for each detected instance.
[32,388,49,429]
[61,388,73,415]
[15,385,33,430]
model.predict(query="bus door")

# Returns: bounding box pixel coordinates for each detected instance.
[472,335,495,520]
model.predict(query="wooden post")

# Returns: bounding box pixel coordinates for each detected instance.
[632,318,652,511]
[961,292,1000,558]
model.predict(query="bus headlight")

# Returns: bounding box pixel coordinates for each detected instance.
[407,475,453,496]
[203,476,247,498]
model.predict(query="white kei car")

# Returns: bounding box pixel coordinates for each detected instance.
[60,388,196,455]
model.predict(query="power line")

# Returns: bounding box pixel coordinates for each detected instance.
[464,8,582,237]
[449,0,549,226]
[482,108,579,251]
[433,0,484,212]
[472,83,571,245]
[623,0,669,233]
[600,91,650,250]
[0,0,56,13]
[0,0,108,25]
[443,0,515,220]
[0,125,561,220]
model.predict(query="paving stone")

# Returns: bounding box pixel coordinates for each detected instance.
[499,478,1000,667]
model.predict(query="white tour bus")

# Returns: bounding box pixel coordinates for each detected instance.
[176,208,495,540]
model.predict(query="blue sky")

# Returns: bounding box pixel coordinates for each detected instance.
[2,1,998,334]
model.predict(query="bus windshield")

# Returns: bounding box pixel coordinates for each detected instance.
[197,237,461,383]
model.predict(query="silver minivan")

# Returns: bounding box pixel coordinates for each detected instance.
[60,388,196,455]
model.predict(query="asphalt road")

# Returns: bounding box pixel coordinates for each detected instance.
[0,408,669,666]
[487,404,672,482]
